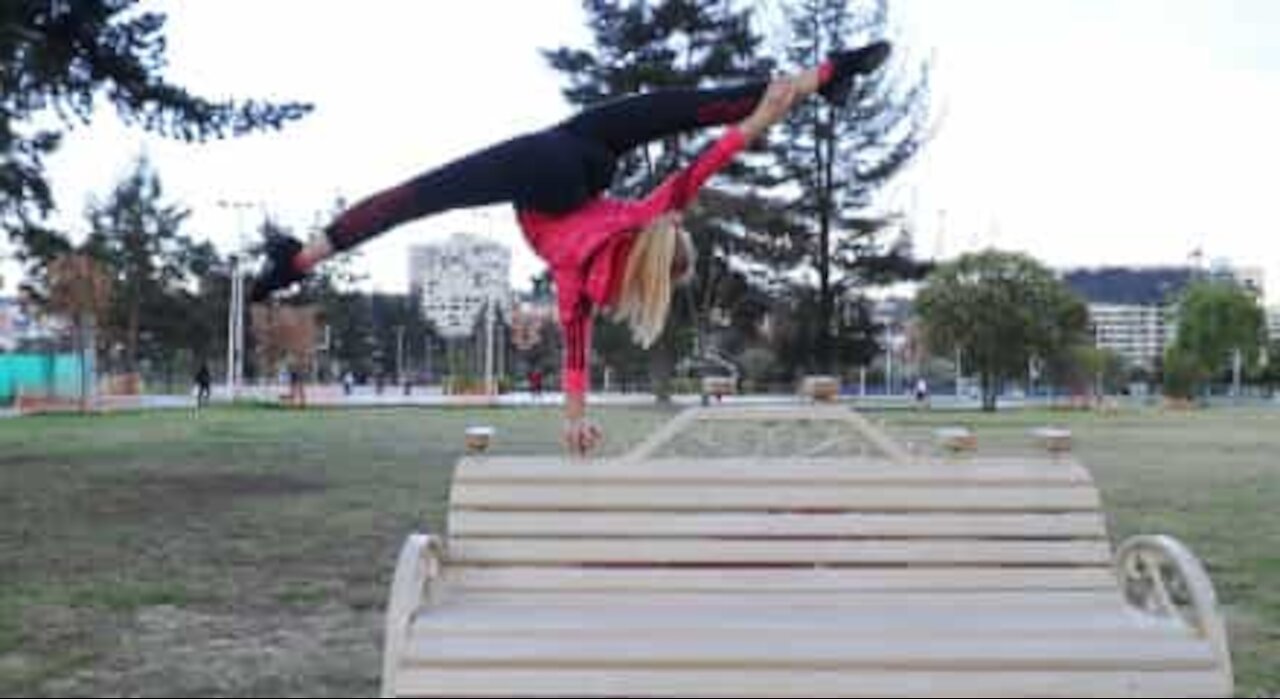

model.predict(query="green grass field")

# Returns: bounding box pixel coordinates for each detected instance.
[0,404,1276,697]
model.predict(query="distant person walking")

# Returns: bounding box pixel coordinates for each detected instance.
[914,376,930,410]
[288,365,306,407]
[194,362,212,409]
[528,368,544,401]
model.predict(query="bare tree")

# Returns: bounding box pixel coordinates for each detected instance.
[251,304,318,405]
[46,253,112,410]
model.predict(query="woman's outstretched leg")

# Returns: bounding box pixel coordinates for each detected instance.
[562,40,891,156]
[250,128,607,301]
[561,80,771,155]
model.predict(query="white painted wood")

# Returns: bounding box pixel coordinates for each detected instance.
[410,604,1183,637]
[380,533,441,698]
[448,537,1114,566]
[434,590,1129,611]
[448,511,1109,539]
[443,566,1120,593]
[453,457,1093,485]
[401,635,1215,671]
[394,668,1230,698]
[451,483,1102,511]
[1117,535,1233,690]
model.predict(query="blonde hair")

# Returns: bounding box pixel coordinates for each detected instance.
[611,213,696,348]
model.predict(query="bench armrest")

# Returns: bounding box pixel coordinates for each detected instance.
[1116,534,1232,687]
[381,533,445,698]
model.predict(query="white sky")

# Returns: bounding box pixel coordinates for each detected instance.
[3,0,1278,301]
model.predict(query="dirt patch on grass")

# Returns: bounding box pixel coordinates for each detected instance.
[40,604,380,698]
[0,452,61,468]
[0,603,104,695]
[85,473,326,520]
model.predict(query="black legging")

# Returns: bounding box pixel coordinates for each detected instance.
[325,80,769,252]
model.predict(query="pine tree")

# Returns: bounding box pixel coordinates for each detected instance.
[83,156,191,374]
[772,0,931,371]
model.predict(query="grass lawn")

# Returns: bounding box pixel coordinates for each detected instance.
[0,403,1276,697]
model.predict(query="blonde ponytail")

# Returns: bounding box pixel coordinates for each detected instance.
[611,214,695,348]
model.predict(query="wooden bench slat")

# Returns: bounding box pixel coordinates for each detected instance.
[448,538,1114,566]
[411,605,1181,637]
[433,590,1128,611]
[451,484,1102,511]
[402,635,1216,671]
[449,511,1109,539]
[395,668,1230,698]
[455,458,1093,486]
[444,566,1121,593]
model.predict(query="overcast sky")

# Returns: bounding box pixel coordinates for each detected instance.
[4,0,1278,302]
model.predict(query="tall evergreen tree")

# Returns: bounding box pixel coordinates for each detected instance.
[772,0,931,370]
[83,155,191,374]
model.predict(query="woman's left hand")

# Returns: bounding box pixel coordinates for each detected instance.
[563,417,605,457]
[740,77,800,139]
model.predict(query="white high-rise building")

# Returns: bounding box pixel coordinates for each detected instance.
[1087,303,1175,369]
[409,234,511,339]
[1063,267,1193,370]
[1065,263,1267,369]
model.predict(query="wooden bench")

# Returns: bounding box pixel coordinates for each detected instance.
[800,375,841,402]
[935,426,978,454]
[381,406,1232,697]
[700,376,736,401]
[1032,427,1073,454]
[14,393,82,415]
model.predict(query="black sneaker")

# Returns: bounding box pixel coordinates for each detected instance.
[819,40,893,107]
[249,234,305,302]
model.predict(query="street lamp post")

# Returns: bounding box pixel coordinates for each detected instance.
[395,325,406,386]
[1232,347,1243,400]
[218,199,255,401]
[885,334,893,396]
[425,333,434,384]
[485,297,496,395]
[226,254,241,400]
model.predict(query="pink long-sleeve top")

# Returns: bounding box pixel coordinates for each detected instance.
[517,126,747,400]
